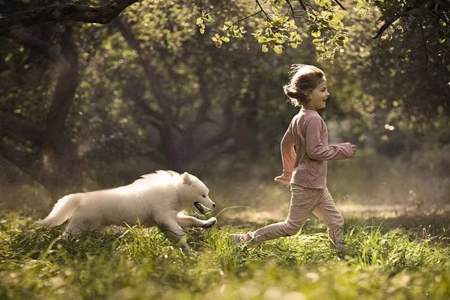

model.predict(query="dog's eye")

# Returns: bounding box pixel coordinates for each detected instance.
[202,194,206,198]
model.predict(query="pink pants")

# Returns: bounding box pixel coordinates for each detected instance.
[249,184,344,245]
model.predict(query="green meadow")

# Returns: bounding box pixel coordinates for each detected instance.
[1,211,449,300]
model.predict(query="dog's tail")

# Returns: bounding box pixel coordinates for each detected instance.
[38,194,82,227]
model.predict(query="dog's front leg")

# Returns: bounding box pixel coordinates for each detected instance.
[176,211,217,229]
[158,218,191,252]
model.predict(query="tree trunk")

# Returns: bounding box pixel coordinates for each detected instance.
[236,70,260,157]
[39,26,80,198]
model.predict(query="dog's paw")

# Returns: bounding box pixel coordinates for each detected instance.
[202,217,217,229]
[179,244,193,255]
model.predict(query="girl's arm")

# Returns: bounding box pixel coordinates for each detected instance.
[274,126,296,184]
[305,117,354,161]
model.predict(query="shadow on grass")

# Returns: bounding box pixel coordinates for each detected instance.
[220,211,450,244]
[349,212,450,243]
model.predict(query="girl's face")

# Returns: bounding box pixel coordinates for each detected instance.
[304,80,329,111]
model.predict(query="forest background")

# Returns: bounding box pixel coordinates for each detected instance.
[0,0,449,216]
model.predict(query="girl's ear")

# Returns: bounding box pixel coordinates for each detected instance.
[182,172,192,185]
[305,89,313,99]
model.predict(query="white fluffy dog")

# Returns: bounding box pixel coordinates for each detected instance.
[38,170,217,250]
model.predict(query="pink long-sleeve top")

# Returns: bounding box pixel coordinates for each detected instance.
[280,108,353,189]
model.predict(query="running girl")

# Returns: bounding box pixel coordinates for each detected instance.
[230,64,357,258]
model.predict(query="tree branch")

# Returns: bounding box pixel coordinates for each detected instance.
[372,5,424,39]
[429,10,450,27]
[189,87,237,162]
[184,64,214,134]
[0,0,139,35]
[333,0,346,10]
[123,94,164,130]
[298,0,307,12]
[255,0,271,21]
[113,17,172,117]
[236,10,264,23]
[6,26,59,61]
[286,0,296,19]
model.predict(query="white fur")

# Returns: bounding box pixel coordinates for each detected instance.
[38,170,216,249]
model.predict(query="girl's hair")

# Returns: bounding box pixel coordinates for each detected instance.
[283,64,326,107]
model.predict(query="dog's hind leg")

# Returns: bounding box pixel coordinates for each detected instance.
[38,194,82,227]
[176,211,217,229]
[64,217,100,235]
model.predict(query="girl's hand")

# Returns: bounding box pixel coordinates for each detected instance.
[274,174,291,186]
[344,142,358,157]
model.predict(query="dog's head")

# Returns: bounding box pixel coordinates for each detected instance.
[180,172,216,214]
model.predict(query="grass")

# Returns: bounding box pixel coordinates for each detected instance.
[0,211,449,300]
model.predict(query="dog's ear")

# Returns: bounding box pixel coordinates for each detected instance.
[182,172,192,185]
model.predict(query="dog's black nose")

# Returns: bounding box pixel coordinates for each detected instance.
[212,203,216,208]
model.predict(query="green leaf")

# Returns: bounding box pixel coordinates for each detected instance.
[196,17,203,26]
[273,45,283,54]
[311,31,321,38]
